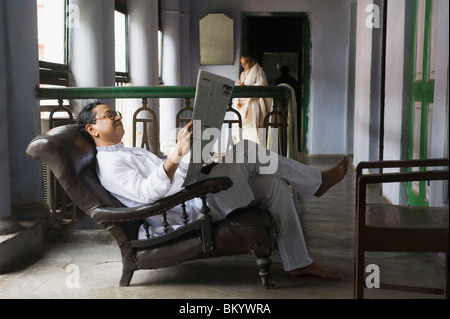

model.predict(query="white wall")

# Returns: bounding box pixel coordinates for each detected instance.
[187,0,351,155]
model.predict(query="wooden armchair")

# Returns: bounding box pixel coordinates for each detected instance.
[26,124,276,288]
[354,158,449,299]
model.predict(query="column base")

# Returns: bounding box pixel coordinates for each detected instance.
[0,215,23,235]
[0,202,50,274]
[0,219,49,274]
[12,202,50,220]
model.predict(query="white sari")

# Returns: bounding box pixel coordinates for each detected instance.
[234,63,273,144]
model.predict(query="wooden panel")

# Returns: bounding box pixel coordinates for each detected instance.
[365,204,449,229]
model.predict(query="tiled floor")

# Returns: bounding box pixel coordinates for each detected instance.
[0,156,446,300]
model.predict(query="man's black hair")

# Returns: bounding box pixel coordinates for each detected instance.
[77,101,103,144]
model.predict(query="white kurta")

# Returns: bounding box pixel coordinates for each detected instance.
[234,63,273,144]
[96,140,323,271]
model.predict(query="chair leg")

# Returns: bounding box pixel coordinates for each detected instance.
[354,248,365,299]
[256,257,277,289]
[445,252,449,299]
[119,270,134,287]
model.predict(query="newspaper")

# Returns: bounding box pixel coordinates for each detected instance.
[182,70,235,186]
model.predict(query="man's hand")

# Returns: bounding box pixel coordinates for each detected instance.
[164,121,193,181]
[173,121,193,161]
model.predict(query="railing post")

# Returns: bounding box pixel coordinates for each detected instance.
[176,98,193,129]
[133,98,159,154]
[264,95,288,156]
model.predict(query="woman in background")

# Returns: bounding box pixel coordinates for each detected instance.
[234,53,272,145]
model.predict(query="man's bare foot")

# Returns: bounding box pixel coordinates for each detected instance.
[288,262,340,279]
[314,156,348,197]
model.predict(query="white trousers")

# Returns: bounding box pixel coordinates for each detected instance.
[141,140,322,271]
[204,140,322,271]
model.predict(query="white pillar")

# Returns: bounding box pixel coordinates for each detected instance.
[179,0,191,86]
[69,0,116,112]
[160,0,181,152]
[127,0,161,154]
[1,0,48,232]
[129,0,160,87]
[353,0,374,164]
[0,0,14,230]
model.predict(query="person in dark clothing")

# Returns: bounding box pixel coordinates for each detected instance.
[275,65,300,105]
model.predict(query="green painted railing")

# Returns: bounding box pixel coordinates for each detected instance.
[37,84,290,156]
[36,85,290,100]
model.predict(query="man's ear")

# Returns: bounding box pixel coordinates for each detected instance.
[85,124,99,137]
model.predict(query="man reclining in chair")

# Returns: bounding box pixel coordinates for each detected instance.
[77,101,348,280]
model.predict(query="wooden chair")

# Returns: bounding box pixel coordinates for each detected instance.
[26,124,276,288]
[354,158,449,298]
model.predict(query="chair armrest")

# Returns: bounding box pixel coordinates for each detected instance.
[355,159,449,212]
[358,169,449,185]
[355,167,449,229]
[356,158,449,178]
[87,176,233,224]
[356,169,449,207]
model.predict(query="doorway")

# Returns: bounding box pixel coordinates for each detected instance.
[242,13,311,153]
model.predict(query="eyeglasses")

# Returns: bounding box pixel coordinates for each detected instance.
[241,60,254,67]
[90,110,122,124]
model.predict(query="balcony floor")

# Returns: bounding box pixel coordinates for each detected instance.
[0,156,446,301]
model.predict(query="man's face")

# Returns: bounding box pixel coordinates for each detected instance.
[241,57,253,71]
[241,58,252,70]
[87,104,124,146]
